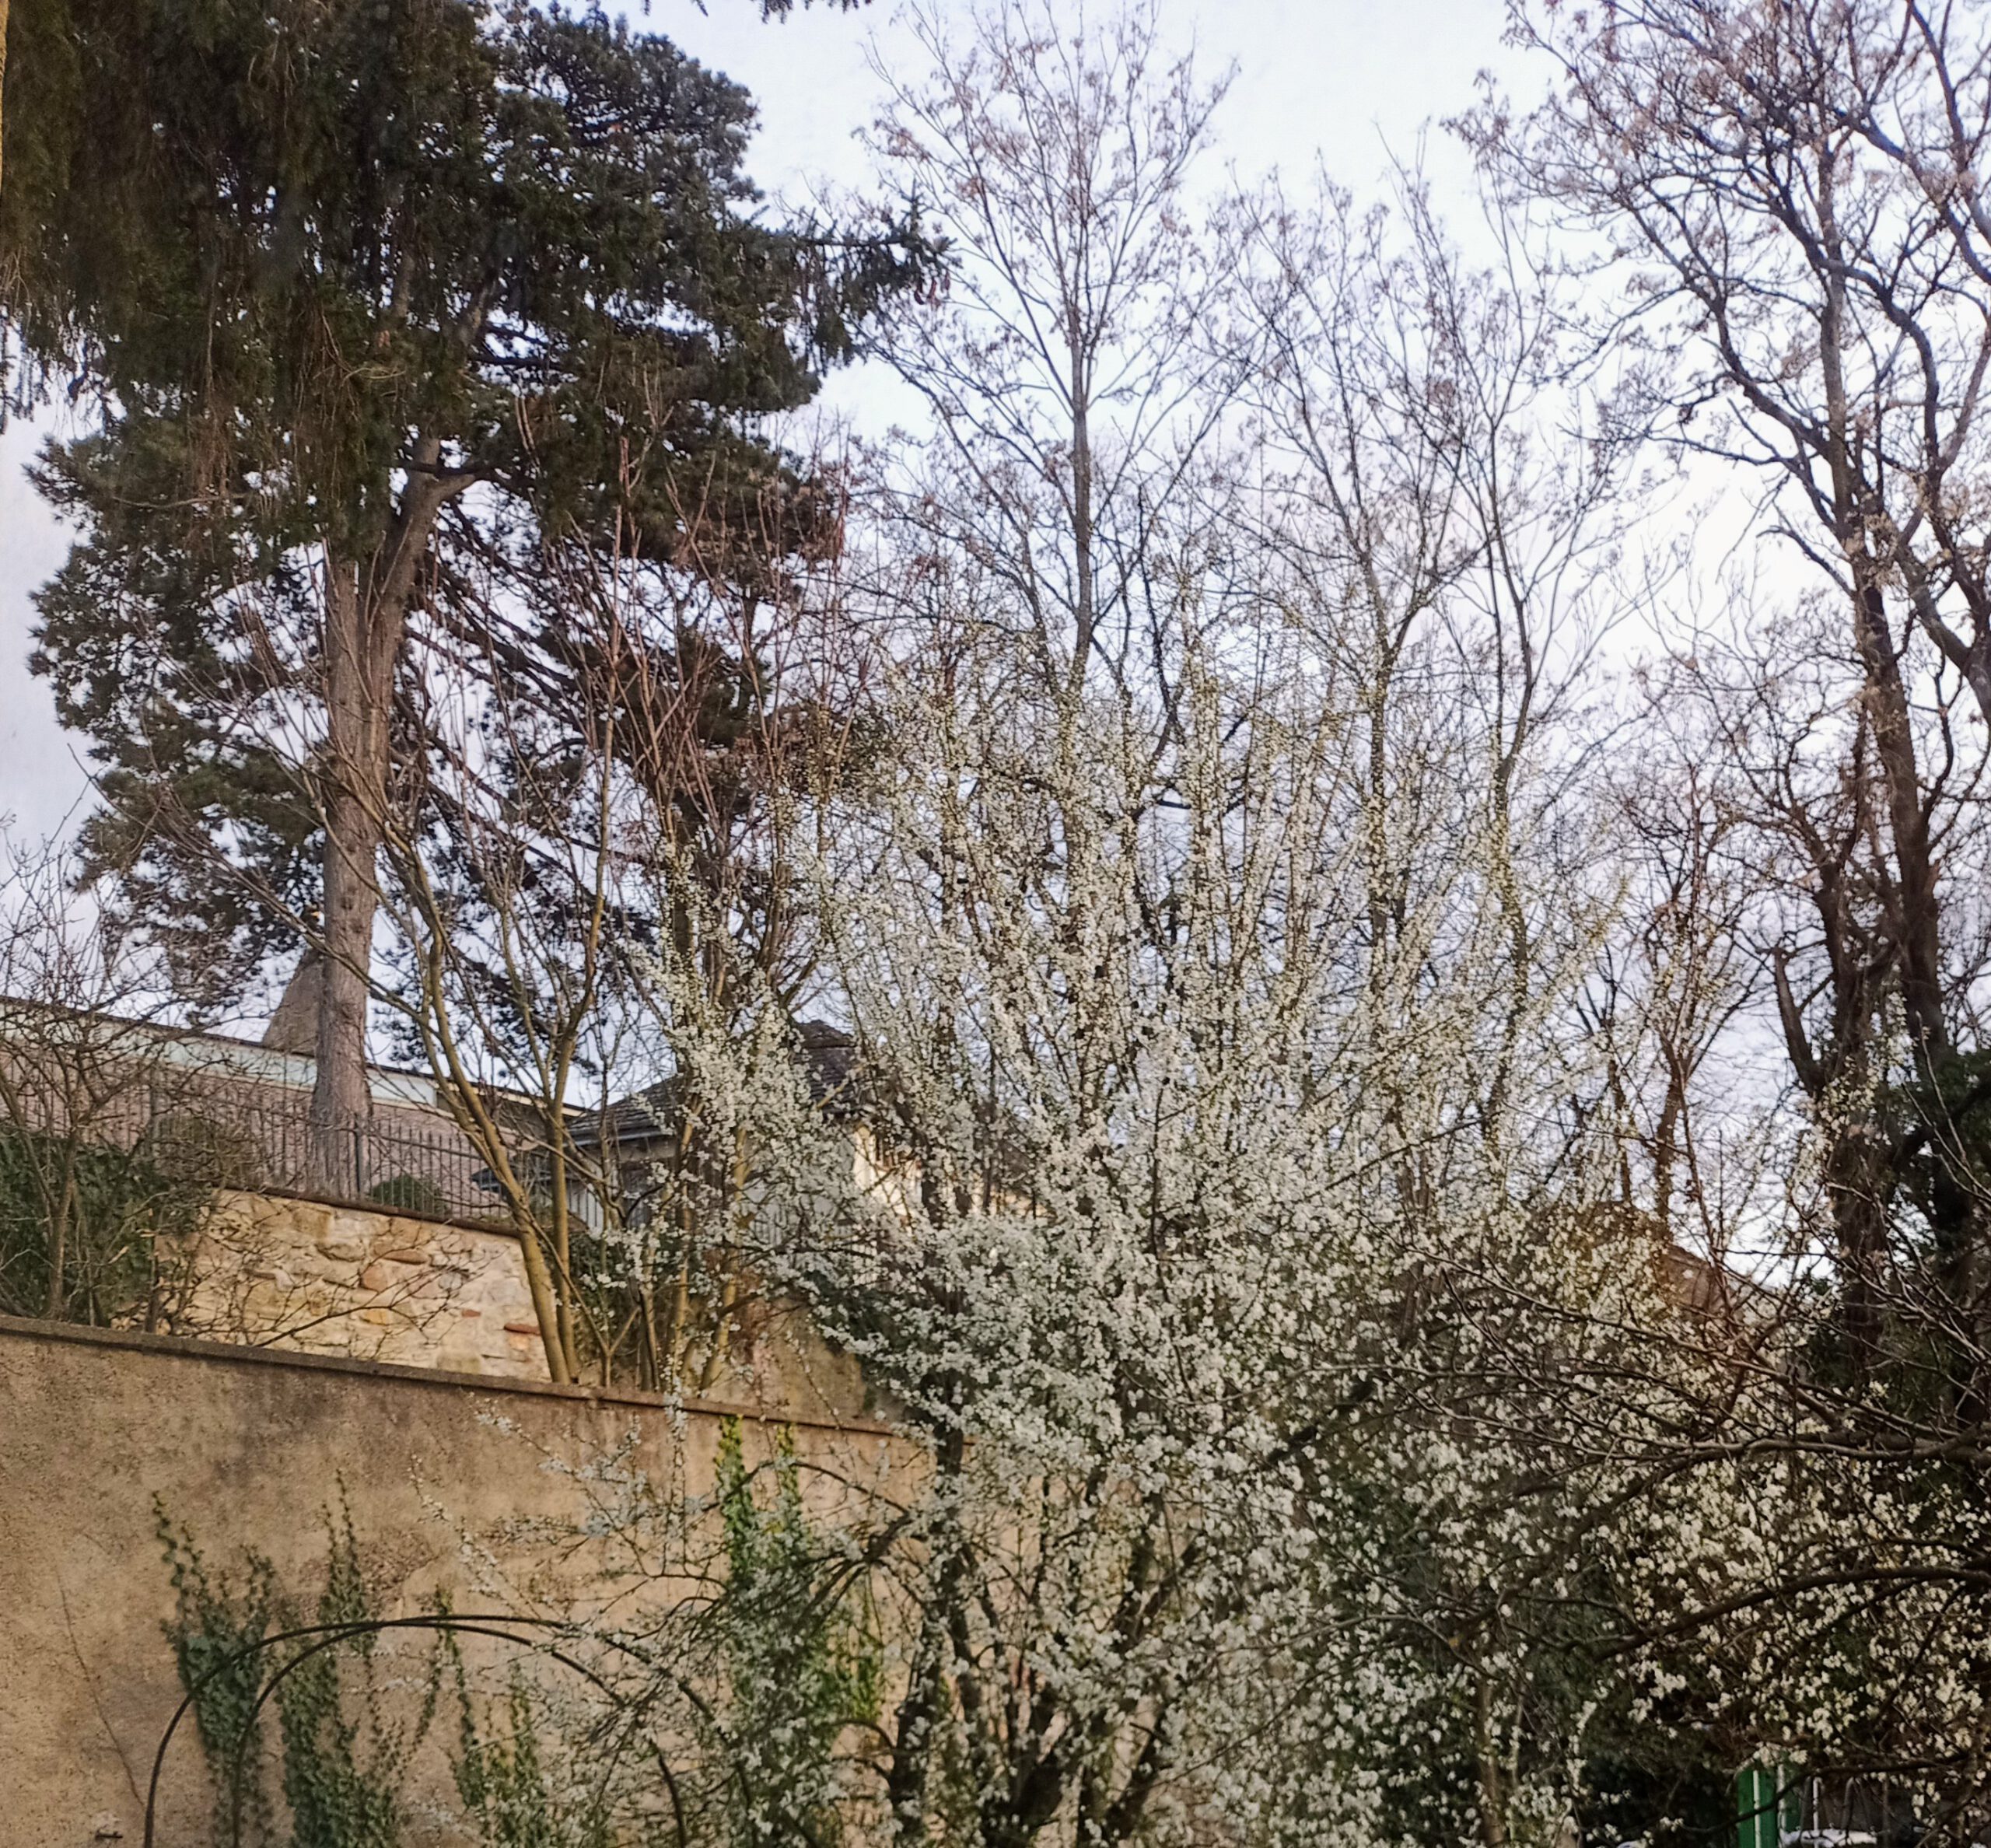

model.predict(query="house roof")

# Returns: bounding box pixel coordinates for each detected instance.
[568,1020,865,1152]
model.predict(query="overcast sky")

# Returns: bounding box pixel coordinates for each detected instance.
[0,0,1527,847]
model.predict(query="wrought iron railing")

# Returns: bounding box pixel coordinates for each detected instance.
[136,1078,522,1224]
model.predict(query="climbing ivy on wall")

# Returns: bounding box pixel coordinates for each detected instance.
[709,1418,881,1848]
[452,1668,643,1848]
[159,1504,279,1846]
[154,1423,882,1848]
[157,1495,440,1847]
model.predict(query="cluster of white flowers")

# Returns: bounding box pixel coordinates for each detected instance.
[596,594,1804,1846]
[441,7,1991,1839]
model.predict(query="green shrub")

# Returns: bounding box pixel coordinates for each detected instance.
[366,1173,450,1220]
[0,1121,205,1324]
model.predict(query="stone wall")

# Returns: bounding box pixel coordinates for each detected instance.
[156,1191,876,1419]
[0,1315,905,1844]
[166,1188,550,1379]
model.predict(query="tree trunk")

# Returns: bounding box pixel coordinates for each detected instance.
[0,0,12,201]
[1814,193,1954,1350]
[310,559,392,1192]
[306,450,460,1191]
[1474,1671,1510,1848]
[1852,579,1946,1073]
[887,1424,968,1848]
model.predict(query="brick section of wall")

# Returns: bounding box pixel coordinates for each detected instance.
[164,1188,551,1379]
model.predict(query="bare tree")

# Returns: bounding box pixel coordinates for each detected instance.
[1484,0,1991,1395]
[1496,2,1991,710]
[1597,713,1769,1247]
[1229,168,1639,1194]
[372,449,873,1391]
[1489,1,1991,1104]
[0,835,207,1327]
[862,0,1244,705]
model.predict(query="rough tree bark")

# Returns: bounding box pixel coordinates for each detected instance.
[0,0,12,199]
[303,442,465,1190]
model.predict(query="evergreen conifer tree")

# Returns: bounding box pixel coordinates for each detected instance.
[0,0,922,1181]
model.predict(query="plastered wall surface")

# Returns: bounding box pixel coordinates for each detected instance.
[0,1317,904,1846]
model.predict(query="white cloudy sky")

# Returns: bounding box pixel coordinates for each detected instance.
[0,0,1528,845]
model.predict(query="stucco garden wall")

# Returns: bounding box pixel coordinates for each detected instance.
[0,1316,904,1846]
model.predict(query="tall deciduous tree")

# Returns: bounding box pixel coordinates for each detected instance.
[1483,0,1991,1291]
[863,0,1240,706]
[0,0,925,1185]
[593,13,1679,1845]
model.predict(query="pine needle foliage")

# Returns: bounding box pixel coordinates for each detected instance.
[0,0,933,1006]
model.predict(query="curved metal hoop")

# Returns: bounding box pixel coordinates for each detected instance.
[142,1612,708,1848]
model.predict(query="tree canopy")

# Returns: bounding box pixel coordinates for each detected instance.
[0,0,929,1181]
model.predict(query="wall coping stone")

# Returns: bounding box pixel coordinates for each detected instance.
[240,1181,530,1237]
[0,1311,895,1437]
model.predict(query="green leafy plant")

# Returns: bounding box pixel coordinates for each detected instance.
[447,1420,880,1848]
[453,1668,637,1848]
[709,1419,880,1848]
[0,1122,204,1323]
[159,1493,440,1847]
[159,1502,280,1847]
